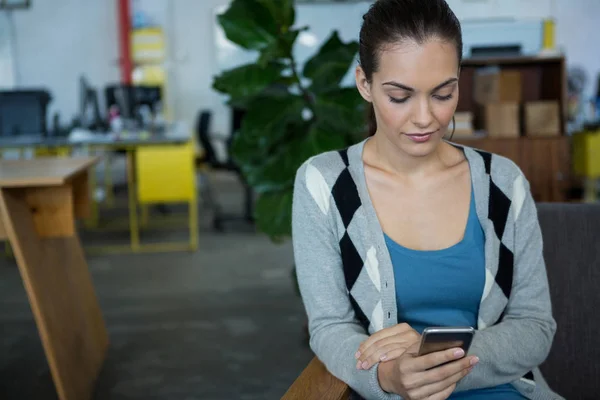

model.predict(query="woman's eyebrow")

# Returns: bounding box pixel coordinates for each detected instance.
[382,77,458,92]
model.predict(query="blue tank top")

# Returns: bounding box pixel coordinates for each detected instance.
[384,185,524,399]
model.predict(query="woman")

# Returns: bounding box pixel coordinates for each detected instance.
[291,0,561,399]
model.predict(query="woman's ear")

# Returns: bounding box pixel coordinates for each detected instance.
[355,65,372,103]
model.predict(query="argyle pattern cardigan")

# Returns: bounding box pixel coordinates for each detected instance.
[292,139,562,400]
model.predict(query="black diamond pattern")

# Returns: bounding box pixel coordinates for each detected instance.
[489,180,511,240]
[349,293,370,331]
[332,169,361,228]
[493,309,507,326]
[476,150,492,174]
[340,231,364,291]
[496,242,514,299]
[338,149,350,166]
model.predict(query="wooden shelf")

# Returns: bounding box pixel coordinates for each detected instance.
[453,136,571,202]
[462,54,564,67]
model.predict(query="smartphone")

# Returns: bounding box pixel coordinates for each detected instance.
[417,327,475,357]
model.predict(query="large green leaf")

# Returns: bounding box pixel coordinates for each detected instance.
[255,190,293,242]
[238,94,305,150]
[257,0,295,29]
[241,122,347,195]
[232,95,306,192]
[217,0,278,51]
[307,121,349,153]
[257,27,306,67]
[303,31,359,91]
[251,125,347,239]
[212,63,285,100]
[314,88,368,137]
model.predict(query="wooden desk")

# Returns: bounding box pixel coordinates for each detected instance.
[0,157,108,400]
[0,135,198,253]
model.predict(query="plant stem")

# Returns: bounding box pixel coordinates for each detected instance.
[288,56,314,113]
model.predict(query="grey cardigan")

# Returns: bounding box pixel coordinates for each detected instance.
[292,139,562,400]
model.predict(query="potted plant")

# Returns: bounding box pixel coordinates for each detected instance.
[213,0,366,241]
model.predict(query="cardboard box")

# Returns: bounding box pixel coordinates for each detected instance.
[451,112,474,137]
[474,69,522,104]
[525,101,561,136]
[484,103,520,138]
[498,71,522,103]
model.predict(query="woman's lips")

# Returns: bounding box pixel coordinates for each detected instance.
[404,131,436,143]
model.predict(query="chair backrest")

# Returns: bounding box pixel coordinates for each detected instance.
[537,203,600,399]
[227,107,246,152]
[196,110,219,165]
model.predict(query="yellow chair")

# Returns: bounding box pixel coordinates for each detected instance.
[132,141,198,252]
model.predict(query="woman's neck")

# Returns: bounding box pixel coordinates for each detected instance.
[367,131,448,179]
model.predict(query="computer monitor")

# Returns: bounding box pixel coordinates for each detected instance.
[0,90,51,137]
[104,84,162,120]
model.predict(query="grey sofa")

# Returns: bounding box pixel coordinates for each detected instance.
[537,203,600,399]
[284,203,600,400]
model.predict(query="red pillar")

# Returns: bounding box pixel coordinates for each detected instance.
[117,0,133,84]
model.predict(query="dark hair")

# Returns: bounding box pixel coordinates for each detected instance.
[359,0,463,137]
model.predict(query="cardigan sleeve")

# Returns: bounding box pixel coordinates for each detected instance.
[456,177,557,391]
[292,161,401,400]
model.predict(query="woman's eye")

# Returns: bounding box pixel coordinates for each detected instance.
[433,94,453,101]
[389,96,409,104]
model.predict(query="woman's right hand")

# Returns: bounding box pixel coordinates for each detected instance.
[377,341,478,400]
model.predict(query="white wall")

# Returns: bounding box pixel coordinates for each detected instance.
[169,0,230,136]
[8,0,120,127]
[4,0,599,136]
[555,0,600,99]
[0,12,16,89]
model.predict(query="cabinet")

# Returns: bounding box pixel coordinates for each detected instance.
[454,137,570,202]
[453,55,570,202]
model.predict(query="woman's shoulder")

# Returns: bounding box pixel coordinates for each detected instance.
[295,142,361,186]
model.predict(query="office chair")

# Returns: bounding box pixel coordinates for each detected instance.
[196,109,254,231]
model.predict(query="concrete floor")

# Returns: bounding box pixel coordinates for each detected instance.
[0,173,313,399]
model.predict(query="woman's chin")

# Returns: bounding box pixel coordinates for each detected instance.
[399,135,442,157]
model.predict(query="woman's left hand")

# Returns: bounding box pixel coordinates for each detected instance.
[355,323,421,370]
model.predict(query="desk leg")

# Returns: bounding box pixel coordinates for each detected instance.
[0,211,11,258]
[0,187,108,400]
[104,152,115,208]
[84,147,100,229]
[126,150,140,251]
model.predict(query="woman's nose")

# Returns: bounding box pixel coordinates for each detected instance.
[411,99,434,129]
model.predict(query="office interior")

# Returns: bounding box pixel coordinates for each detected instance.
[0,0,599,399]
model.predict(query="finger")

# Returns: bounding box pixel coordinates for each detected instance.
[357,342,411,370]
[375,331,422,363]
[419,356,474,385]
[411,367,470,399]
[380,344,414,363]
[413,347,475,372]
[357,331,420,367]
[425,383,456,400]
[411,357,473,397]
[356,323,415,358]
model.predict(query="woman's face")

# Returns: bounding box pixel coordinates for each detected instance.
[356,38,460,157]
